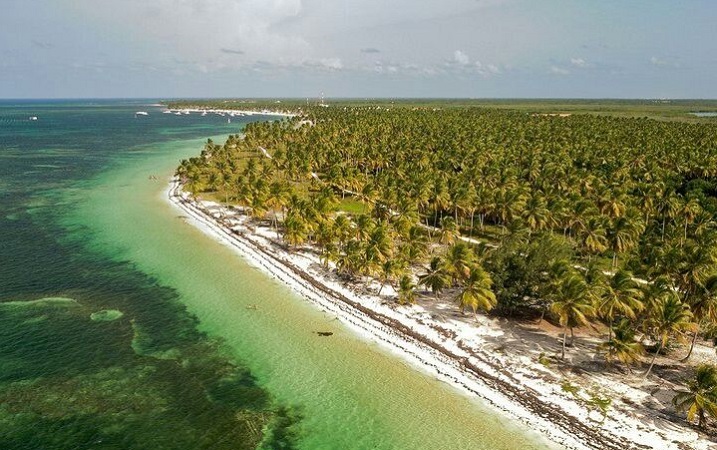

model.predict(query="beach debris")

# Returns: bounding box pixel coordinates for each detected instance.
[315,331,334,337]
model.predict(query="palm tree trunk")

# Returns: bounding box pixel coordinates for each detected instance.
[561,325,567,360]
[570,327,575,346]
[681,328,700,362]
[644,342,663,378]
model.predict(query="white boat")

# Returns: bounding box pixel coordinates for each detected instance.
[183,111,190,115]
[29,116,38,121]
[201,111,207,116]
[135,111,149,117]
[163,110,172,114]
[227,118,231,123]
[174,112,182,116]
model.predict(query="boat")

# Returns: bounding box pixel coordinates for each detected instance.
[135,111,149,117]
[227,118,231,123]
[29,116,38,121]
[201,111,207,116]
[174,112,182,116]
[163,110,172,114]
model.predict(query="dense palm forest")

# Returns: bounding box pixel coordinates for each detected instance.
[177,105,717,426]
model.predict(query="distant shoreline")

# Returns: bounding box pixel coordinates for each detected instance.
[168,107,295,118]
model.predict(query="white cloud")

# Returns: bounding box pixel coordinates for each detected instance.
[69,0,313,72]
[486,64,501,74]
[550,66,570,75]
[316,57,343,70]
[650,56,679,68]
[570,57,587,67]
[453,50,470,65]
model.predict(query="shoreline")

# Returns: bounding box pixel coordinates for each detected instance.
[165,107,296,118]
[167,178,709,450]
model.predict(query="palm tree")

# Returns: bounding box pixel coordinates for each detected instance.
[522,192,550,235]
[455,266,497,320]
[283,211,309,249]
[419,256,450,299]
[597,270,643,341]
[643,295,693,378]
[443,242,477,283]
[377,259,404,295]
[598,318,644,369]
[681,197,702,243]
[682,274,717,362]
[364,223,393,275]
[550,272,595,360]
[579,216,609,257]
[607,209,644,268]
[397,275,417,305]
[439,216,458,245]
[673,364,717,429]
[672,240,717,361]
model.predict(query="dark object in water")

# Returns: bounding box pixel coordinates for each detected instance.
[316,331,333,337]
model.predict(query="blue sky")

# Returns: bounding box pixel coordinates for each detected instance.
[2,0,716,98]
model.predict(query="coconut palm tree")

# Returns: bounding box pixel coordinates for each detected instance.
[455,266,497,320]
[377,259,404,295]
[443,242,477,283]
[283,211,309,249]
[643,295,693,378]
[673,364,717,429]
[598,318,644,369]
[397,275,417,305]
[439,216,458,245]
[671,240,717,361]
[419,256,450,300]
[607,209,644,268]
[597,270,643,341]
[550,272,595,360]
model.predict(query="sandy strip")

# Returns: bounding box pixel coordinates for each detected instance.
[168,107,295,118]
[167,178,708,450]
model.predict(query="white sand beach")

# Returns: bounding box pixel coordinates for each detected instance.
[168,178,713,450]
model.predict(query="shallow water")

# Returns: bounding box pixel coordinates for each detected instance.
[0,100,556,449]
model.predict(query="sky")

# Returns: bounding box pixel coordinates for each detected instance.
[1,0,716,99]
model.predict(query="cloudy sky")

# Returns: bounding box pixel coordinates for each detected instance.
[2,0,716,98]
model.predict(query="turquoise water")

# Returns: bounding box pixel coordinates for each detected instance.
[0,100,555,449]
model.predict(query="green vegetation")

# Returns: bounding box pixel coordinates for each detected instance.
[673,364,717,429]
[177,102,717,429]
